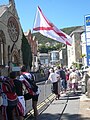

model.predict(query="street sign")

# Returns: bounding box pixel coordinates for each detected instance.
[85,15,90,66]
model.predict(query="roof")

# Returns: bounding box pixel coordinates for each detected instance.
[70,26,85,36]
[0,5,8,17]
[73,26,84,32]
[24,29,31,36]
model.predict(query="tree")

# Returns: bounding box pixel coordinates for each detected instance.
[38,44,48,53]
[21,32,32,69]
[55,43,62,50]
[38,43,64,53]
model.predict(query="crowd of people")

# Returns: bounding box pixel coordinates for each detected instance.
[48,66,81,100]
[0,64,85,120]
[0,65,39,120]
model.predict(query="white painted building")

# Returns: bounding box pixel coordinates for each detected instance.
[81,32,87,66]
[49,50,60,65]
[38,53,50,66]
[67,26,84,68]
[67,34,76,68]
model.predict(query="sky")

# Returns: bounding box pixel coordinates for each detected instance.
[0,0,90,32]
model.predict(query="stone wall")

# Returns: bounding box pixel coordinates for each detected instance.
[0,2,23,76]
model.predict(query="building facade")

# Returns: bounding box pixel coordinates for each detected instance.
[81,32,87,66]
[38,53,50,67]
[67,26,84,68]
[49,50,60,66]
[0,0,23,76]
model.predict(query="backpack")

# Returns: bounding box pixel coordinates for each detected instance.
[22,74,38,93]
[2,80,18,106]
[14,79,23,96]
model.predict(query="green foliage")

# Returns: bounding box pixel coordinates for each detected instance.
[21,32,32,69]
[38,42,64,53]
[38,44,48,53]
[81,54,86,58]
[38,44,62,53]
[55,43,63,50]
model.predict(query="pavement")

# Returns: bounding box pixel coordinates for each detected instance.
[25,91,90,120]
[79,94,90,119]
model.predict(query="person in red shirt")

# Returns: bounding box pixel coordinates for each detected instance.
[2,72,18,120]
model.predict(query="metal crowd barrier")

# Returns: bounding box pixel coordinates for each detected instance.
[25,81,52,114]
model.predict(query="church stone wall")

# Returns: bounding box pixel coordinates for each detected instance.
[0,3,23,76]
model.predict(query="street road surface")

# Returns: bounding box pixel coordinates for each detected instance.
[28,92,82,120]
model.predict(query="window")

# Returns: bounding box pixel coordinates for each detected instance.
[0,30,6,65]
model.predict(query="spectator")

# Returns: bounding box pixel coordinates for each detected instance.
[65,69,70,90]
[48,68,60,100]
[19,66,39,120]
[2,72,18,120]
[54,66,61,97]
[82,69,90,94]
[13,72,24,120]
[60,67,67,93]
[69,69,79,94]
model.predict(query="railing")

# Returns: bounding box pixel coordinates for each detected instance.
[25,81,52,114]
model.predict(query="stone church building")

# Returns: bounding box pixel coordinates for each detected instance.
[0,0,23,76]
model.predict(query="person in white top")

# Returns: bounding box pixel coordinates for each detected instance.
[48,68,60,100]
[69,69,79,93]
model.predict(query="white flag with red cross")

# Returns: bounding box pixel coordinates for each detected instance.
[33,6,72,46]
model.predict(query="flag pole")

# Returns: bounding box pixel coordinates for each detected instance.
[31,6,38,71]
[31,6,38,34]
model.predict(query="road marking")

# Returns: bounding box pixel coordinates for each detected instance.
[24,93,55,120]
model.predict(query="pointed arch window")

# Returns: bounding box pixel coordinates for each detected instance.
[0,30,6,65]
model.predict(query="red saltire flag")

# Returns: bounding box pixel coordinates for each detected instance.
[33,6,72,46]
